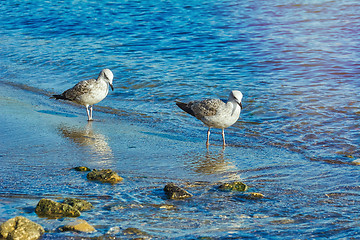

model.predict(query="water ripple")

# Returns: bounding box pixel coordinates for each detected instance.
[1,1,360,236]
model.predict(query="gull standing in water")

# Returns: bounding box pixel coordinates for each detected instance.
[52,69,114,121]
[176,90,243,147]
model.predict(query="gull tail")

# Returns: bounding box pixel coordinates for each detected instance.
[176,101,195,117]
[51,94,68,100]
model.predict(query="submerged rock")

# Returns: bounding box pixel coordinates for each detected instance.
[237,192,265,200]
[153,204,177,210]
[0,216,44,240]
[59,220,95,233]
[74,166,91,172]
[87,169,123,184]
[105,202,144,211]
[164,183,193,200]
[219,181,248,191]
[63,198,94,211]
[352,159,360,165]
[35,199,81,218]
[123,227,151,238]
[270,218,295,225]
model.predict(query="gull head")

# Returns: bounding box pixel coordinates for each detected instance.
[99,69,114,91]
[230,90,243,109]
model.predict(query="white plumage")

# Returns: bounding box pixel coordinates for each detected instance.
[176,90,243,147]
[52,69,114,121]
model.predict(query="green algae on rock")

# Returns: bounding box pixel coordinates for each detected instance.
[219,181,248,191]
[35,199,81,218]
[63,198,94,212]
[164,183,193,200]
[87,169,123,184]
[237,192,265,200]
[0,216,44,240]
[74,166,91,172]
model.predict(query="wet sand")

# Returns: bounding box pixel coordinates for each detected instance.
[0,81,290,183]
[1,82,359,239]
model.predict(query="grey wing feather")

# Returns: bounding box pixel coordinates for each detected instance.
[176,101,196,117]
[63,79,95,100]
[192,99,223,117]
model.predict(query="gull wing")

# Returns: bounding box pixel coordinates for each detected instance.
[62,79,96,101]
[191,99,224,118]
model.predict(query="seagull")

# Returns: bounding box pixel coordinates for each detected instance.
[176,90,243,147]
[52,69,114,121]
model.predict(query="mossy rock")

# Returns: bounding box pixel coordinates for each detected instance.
[219,181,248,191]
[164,183,193,200]
[0,216,45,240]
[63,198,93,211]
[74,166,91,172]
[35,199,81,218]
[237,192,265,200]
[87,169,123,184]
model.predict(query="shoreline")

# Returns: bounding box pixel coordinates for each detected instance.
[1,81,359,239]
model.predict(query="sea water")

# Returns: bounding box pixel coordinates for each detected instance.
[0,0,359,239]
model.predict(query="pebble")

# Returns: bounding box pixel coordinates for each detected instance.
[87,169,123,184]
[218,181,248,191]
[74,166,91,171]
[59,219,95,233]
[164,183,193,200]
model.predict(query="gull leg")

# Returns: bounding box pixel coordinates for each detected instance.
[206,127,211,148]
[89,105,93,120]
[86,105,92,121]
[222,129,226,147]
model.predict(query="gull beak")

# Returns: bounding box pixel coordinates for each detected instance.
[239,102,243,109]
[110,83,114,91]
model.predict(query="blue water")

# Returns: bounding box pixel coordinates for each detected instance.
[1,0,360,239]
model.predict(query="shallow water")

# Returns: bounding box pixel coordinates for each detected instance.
[1,0,360,239]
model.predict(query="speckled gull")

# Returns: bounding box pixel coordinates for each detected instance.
[176,90,243,147]
[52,69,114,121]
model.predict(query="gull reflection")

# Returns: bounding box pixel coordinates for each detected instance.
[185,149,240,181]
[58,121,113,159]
